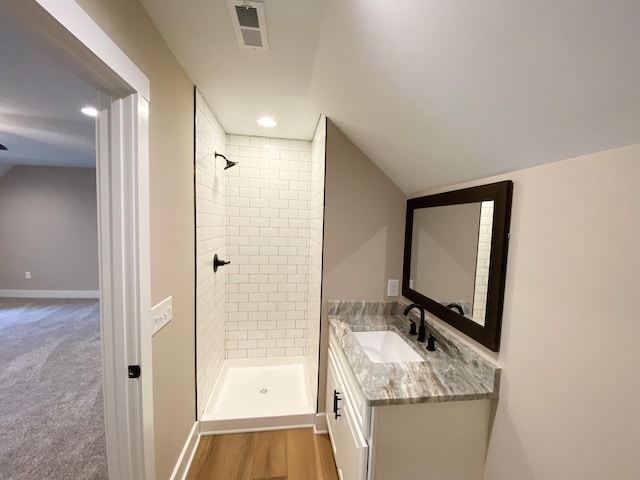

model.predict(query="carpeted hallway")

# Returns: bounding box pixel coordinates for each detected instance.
[0,298,108,480]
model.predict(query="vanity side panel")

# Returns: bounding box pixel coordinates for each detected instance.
[370,399,491,480]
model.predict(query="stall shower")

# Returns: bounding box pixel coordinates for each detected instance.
[194,89,326,432]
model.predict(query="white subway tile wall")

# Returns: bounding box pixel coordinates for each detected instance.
[196,97,324,414]
[472,201,494,322]
[195,91,227,417]
[225,133,318,360]
[306,116,326,402]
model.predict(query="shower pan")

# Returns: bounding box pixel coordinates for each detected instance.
[199,357,315,433]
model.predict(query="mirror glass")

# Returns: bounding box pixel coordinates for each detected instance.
[409,201,493,326]
[402,181,513,351]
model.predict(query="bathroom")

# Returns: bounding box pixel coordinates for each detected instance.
[16,1,639,479]
[192,101,639,479]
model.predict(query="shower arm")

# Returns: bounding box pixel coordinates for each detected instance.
[214,151,238,170]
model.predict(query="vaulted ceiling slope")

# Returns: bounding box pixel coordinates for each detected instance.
[141,0,640,194]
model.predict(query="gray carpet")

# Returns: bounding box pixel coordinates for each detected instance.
[0,298,108,480]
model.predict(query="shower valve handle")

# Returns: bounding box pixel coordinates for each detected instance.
[213,254,230,272]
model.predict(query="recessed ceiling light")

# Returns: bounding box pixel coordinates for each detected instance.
[257,116,277,127]
[81,106,98,117]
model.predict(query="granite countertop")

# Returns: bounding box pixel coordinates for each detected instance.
[328,301,501,407]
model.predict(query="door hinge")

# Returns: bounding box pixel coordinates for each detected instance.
[128,365,141,378]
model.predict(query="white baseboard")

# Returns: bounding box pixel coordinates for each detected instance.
[170,421,200,480]
[314,413,328,434]
[0,289,100,299]
[200,412,315,436]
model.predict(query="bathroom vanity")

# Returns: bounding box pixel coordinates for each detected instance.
[325,301,500,480]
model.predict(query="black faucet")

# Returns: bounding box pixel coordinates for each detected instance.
[403,303,427,343]
[446,303,464,315]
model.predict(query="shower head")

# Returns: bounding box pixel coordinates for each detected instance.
[215,152,238,170]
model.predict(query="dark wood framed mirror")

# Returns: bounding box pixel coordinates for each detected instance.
[402,180,513,351]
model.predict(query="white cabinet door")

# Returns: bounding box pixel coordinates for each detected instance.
[326,357,340,456]
[327,349,369,480]
[334,395,368,480]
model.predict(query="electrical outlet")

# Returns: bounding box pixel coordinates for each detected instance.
[387,279,399,297]
[151,296,172,335]
[25,271,31,280]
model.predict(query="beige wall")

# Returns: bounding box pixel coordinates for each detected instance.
[73,1,195,478]
[0,166,98,291]
[319,119,406,410]
[413,143,640,479]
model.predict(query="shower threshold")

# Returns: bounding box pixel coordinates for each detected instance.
[200,357,316,434]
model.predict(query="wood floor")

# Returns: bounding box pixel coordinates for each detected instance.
[186,428,339,480]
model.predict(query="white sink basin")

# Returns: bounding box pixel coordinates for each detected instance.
[352,330,424,363]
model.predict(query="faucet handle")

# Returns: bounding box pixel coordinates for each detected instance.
[426,334,437,351]
[408,319,417,336]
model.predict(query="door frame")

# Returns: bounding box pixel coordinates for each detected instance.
[2,0,154,478]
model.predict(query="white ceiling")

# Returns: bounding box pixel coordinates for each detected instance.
[0,21,96,171]
[147,0,640,193]
[139,0,325,140]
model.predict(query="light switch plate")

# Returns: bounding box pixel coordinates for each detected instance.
[387,279,400,297]
[152,296,172,336]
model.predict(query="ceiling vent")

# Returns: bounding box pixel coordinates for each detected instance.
[227,0,269,51]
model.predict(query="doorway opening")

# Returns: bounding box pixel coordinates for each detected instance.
[1,1,154,478]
